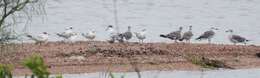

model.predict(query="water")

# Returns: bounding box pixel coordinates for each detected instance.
[15,69,260,78]
[61,69,260,78]
[19,0,260,45]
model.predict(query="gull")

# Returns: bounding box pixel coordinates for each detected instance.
[26,32,49,45]
[134,29,146,43]
[122,26,133,42]
[196,27,218,43]
[82,30,96,41]
[179,26,193,43]
[106,25,118,43]
[56,26,77,42]
[225,29,250,45]
[160,27,183,42]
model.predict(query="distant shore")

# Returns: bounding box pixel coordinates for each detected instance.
[1,41,260,76]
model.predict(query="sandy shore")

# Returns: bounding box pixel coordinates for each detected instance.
[0,41,260,75]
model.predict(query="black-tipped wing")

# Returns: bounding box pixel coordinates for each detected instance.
[231,35,248,42]
[196,31,214,40]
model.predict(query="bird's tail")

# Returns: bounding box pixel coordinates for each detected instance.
[56,33,63,37]
[179,38,184,41]
[26,34,38,41]
[160,34,168,38]
[26,35,33,39]
[195,37,202,40]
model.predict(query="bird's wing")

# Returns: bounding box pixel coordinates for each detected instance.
[202,31,214,38]
[166,31,178,38]
[27,34,41,41]
[56,33,65,37]
[232,35,246,42]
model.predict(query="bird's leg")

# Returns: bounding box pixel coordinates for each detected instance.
[208,39,211,44]
[243,42,247,46]
[43,41,48,46]
[188,40,191,44]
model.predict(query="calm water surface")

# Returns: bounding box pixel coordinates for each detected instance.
[16,0,260,45]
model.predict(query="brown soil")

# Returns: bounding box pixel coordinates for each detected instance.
[1,41,260,75]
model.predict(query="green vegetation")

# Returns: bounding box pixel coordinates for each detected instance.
[0,64,13,78]
[109,72,125,78]
[0,54,63,78]
[186,55,234,69]
[22,54,50,78]
[186,55,215,69]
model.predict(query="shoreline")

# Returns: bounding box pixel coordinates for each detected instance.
[1,41,260,76]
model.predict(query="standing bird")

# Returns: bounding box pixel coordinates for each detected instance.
[122,26,133,42]
[82,30,96,41]
[160,27,183,42]
[179,26,194,43]
[225,29,250,45]
[135,29,146,43]
[196,27,218,43]
[56,26,77,42]
[105,25,124,43]
[26,32,49,45]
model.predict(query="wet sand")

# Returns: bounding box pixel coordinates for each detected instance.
[1,41,260,75]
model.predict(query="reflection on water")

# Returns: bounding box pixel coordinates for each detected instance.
[17,0,260,45]
[34,69,260,78]
[14,69,260,78]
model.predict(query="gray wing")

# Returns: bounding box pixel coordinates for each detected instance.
[123,31,132,40]
[199,31,214,39]
[167,31,180,40]
[232,35,247,42]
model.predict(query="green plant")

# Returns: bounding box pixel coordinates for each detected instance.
[55,74,63,78]
[22,54,50,78]
[186,55,234,69]
[109,72,125,78]
[186,55,215,69]
[0,64,13,78]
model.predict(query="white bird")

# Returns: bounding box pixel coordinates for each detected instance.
[196,27,218,43]
[56,26,77,42]
[135,29,146,43]
[225,29,250,45]
[26,32,49,45]
[105,25,117,36]
[82,30,96,41]
[105,25,124,43]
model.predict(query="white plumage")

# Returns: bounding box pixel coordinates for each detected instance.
[26,32,49,44]
[56,27,77,42]
[135,29,146,43]
[106,25,123,43]
[82,30,96,41]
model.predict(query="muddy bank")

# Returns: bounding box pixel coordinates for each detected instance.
[0,41,260,75]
